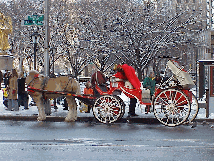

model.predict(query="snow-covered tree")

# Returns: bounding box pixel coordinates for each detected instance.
[0,0,209,80]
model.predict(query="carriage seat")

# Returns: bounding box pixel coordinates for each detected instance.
[91,71,108,96]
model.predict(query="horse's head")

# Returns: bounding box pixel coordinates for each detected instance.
[26,70,44,86]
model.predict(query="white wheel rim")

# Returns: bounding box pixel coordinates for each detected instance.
[154,89,191,126]
[93,95,122,123]
[184,93,199,124]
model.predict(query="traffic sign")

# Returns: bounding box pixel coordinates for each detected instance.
[21,15,44,26]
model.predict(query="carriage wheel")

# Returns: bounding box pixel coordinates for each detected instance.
[114,96,125,120]
[93,95,124,124]
[183,93,199,124]
[153,89,191,127]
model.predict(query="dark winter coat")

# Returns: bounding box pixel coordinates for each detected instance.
[142,77,156,96]
[17,78,26,95]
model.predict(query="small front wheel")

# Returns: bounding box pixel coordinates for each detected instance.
[93,95,124,124]
[153,89,191,127]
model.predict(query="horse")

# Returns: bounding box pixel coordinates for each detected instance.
[26,70,81,122]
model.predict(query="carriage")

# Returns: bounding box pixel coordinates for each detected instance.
[72,59,198,127]
[27,59,198,127]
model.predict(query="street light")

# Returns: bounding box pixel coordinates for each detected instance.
[31,32,41,70]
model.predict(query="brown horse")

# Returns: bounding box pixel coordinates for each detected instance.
[26,70,81,121]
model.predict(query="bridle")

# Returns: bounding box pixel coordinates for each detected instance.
[27,74,41,93]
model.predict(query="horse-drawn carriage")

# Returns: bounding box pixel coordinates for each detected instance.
[27,59,198,127]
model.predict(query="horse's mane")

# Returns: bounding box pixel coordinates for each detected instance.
[28,70,40,76]
[26,70,44,85]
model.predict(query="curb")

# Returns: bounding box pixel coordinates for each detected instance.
[0,116,213,123]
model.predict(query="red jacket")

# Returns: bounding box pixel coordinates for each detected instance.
[113,71,127,80]
[84,88,93,95]
[114,64,141,89]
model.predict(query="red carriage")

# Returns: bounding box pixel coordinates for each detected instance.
[73,59,198,127]
[27,59,198,126]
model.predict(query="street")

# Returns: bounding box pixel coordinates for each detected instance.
[0,121,213,161]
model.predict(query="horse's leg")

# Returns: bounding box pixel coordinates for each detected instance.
[33,95,46,121]
[65,96,77,122]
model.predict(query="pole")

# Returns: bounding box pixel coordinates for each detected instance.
[44,0,51,116]
[19,56,23,73]
[52,50,54,75]
[44,0,50,76]
[34,42,37,70]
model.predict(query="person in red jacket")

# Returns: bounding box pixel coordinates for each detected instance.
[84,81,93,95]
[113,64,140,117]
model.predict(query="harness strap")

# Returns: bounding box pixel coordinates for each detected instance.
[27,74,73,96]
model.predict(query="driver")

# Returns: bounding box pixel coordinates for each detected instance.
[113,64,140,117]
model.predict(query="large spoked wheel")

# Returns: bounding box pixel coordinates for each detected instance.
[183,93,199,124]
[93,95,125,124]
[153,89,191,127]
[114,96,125,120]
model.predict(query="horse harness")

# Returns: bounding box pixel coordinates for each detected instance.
[27,74,73,95]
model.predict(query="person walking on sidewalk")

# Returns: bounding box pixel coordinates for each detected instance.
[17,72,29,110]
[7,69,18,111]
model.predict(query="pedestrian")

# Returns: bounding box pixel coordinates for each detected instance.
[2,86,8,100]
[2,87,8,108]
[155,73,162,84]
[3,72,9,87]
[0,70,3,89]
[7,69,18,111]
[63,97,68,110]
[113,64,141,117]
[17,72,29,110]
[142,71,156,114]
[57,96,63,105]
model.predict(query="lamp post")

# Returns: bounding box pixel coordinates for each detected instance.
[99,50,108,72]
[50,47,57,77]
[50,47,57,111]
[31,32,41,70]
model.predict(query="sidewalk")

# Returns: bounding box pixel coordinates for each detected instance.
[0,90,213,123]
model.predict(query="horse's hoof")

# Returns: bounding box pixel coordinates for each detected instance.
[65,117,76,122]
[37,117,46,121]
